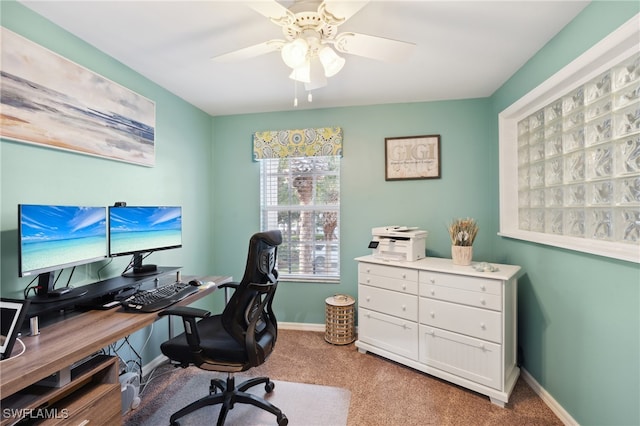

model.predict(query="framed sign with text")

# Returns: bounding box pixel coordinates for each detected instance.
[385,135,441,180]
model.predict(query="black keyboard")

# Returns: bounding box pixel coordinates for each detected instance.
[122,282,199,313]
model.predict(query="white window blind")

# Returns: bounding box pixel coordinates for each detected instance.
[260,156,340,280]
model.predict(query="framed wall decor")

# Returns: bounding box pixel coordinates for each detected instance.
[385,134,441,180]
[0,27,156,167]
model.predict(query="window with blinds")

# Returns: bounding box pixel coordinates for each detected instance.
[260,156,340,281]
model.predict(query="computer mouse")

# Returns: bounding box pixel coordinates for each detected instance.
[189,279,203,287]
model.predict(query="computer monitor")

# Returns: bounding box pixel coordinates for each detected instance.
[108,206,182,277]
[18,204,107,301]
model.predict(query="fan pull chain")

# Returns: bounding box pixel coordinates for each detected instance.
[293,81,298,107]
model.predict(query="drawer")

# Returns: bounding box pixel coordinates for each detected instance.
[419,298,502,343]
[44,382,121,425]
[359,308,419,360]
[359,263,418,282]
[359,271,418,294]
[359,263,418,294]
[419,325,502,390]
[359,284,417,321]
[420,283,502,311]
[419,271,502,296]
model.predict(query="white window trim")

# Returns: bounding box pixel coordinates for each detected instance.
[498,14,640,263]
[259,157,341,281]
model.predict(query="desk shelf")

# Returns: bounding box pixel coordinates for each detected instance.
[1,355,119,425]
[0,274,231,425]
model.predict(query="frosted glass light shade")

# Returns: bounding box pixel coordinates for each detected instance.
[289,61,311,83]
[318,46,345,77]
[305,56,327,90]
[281,39,309,69]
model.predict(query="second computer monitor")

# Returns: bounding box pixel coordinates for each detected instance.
[108,206,182,277]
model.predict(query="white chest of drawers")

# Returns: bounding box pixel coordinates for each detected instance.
[355,255,521,406]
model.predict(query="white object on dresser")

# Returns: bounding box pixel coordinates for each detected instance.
[355,255,521,407]
[370,226,427,261]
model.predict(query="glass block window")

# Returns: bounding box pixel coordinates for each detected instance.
[499,17,639,263]
[517,53,639,244]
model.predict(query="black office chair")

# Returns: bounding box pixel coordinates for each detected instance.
[159,230,287,426]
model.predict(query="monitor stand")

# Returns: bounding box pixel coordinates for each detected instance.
[121,253,158,278]
[122,264,158,278]
[29,272,88,304]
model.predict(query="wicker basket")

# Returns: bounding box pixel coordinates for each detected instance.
[324,294,356,345]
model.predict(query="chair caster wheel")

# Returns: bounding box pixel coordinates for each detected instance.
[170,421,180,426]
[277,414,288,426]
[265,381,275,393]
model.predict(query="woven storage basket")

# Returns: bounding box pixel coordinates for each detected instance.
[324,294,356,345]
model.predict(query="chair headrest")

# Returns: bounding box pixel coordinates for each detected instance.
[252,230,282,247]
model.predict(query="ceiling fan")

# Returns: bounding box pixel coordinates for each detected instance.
[213,0,416,93]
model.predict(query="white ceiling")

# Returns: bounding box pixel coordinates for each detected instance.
[19,0,590,116]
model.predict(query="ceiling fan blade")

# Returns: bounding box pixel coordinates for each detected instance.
[212,40,285,62]
[319,0,370,25]
[247,1,296,27]
[333,32,416,62]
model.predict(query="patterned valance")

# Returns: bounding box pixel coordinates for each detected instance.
[253,127,342,160]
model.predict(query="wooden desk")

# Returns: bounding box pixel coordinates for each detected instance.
[0,275,231,425]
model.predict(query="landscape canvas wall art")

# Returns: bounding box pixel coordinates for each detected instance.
[0,27,155,167]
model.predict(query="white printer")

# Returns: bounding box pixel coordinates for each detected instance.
[369,226,428,261]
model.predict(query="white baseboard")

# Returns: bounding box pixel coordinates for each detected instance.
[520,368,579,426]
[278,321,325,332]
[142,354,169,379]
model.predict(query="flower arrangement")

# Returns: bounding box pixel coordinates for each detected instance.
[448,218,479,247]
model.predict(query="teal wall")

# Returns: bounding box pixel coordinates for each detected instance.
[490,2,639,425]
[0,1,220,361]
[211,100,499,325]
[1,1,638,425]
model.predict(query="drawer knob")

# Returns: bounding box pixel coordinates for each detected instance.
[366,296,371,302]
[430,289,435,295]
[480,285,486,291]
[480,322,486,330]
[430,278,435,283]
[402,305,406,311]
[402,284,407,290]
[430,311,435,318]
[480,298,486,305]
[366,278,370,283]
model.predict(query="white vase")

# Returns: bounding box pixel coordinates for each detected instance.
[451,245,473,266]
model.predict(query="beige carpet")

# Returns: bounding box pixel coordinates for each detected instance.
[127,371,350,426]
[126,330,563,425]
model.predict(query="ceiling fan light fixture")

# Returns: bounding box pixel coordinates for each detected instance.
[318,46,345,77]
[304,56,327,90]
[289,61,311,83]
[281,38,309,68]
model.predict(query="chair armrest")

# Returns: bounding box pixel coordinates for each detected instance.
[158,306,210,319]
[219,282,240,304]
[248,282,275,293]
[218,282,239,290]
[159,306,211,352]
